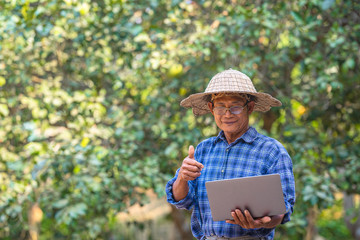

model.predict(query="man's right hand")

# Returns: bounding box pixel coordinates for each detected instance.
[178,145,204,182]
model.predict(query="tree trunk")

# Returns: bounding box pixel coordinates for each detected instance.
[262,111,277,133]
[305,205,318,240]
[28,203,43,240]
[170,204,193,240]
[344,193,360,240]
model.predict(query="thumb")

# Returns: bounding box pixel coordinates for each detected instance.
[188,145,195,159]
[261,216,271,224]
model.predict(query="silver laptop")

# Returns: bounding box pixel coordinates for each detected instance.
[205,174,286,221]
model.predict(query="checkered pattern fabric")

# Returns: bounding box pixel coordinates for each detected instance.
[166,127,295,240]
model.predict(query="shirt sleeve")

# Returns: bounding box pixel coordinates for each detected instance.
[166,168,196,210]
[267,142,296,224]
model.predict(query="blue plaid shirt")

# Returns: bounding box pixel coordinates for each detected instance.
[166,127,295,240]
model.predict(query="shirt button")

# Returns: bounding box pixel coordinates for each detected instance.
[221,169,224,173]
[226,149,229,152]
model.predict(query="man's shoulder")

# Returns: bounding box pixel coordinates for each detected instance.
[255,131,278,142]
[253,130,285,151]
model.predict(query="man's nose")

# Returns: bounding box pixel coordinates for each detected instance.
[225,109,232,116]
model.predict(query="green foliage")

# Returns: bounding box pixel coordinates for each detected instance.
[316,198,353,240]
[0,0,359,239]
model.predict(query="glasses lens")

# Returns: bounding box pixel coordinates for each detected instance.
[214,107,226,115]
[230,106,243,114]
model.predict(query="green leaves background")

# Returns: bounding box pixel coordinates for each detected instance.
[0,0,359,239]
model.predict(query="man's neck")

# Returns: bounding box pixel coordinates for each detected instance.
[224,126,250,144]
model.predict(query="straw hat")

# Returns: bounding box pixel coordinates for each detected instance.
[180,68,282,116]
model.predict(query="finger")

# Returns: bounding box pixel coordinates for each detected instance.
[244,210,256,228]
[226,220,236,225]
[188,145,194,158]
[182,175,198,181]
[182,163,202,173]
[180,174,197,181]
[183,170,201,177]
[182,170,201,180]
[233,210,246,227]
[236,209,249,228]
[253,215,271,227]
[184,158,204,170]
[231,211,241,225]
[260,216,271,225]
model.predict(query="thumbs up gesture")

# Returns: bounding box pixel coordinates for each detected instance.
[178,145,204,182]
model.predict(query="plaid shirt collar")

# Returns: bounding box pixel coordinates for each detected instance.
[214,126,258,145]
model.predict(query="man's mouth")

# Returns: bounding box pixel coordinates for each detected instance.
[223,121,236,125]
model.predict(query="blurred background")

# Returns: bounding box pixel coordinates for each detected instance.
[0,0,359,239]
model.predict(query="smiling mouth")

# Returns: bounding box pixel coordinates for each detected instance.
[223,121,236,124]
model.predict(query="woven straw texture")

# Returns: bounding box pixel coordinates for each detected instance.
[180,69,282,116]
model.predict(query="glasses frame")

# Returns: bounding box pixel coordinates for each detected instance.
[212,101,249,115]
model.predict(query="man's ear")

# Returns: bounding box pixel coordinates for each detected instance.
[247,101,255,114]
[208,102,214,116]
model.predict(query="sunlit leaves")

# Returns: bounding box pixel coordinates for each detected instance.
[0,77,6,86]
[0,0,359,239]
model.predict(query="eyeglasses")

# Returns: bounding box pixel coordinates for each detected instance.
[212,102,248,115]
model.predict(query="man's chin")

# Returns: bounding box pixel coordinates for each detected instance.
[222,129,239,134]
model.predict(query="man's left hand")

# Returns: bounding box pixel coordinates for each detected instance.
[225,209,284,229]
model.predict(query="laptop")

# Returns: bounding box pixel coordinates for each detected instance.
[205,174,286,221]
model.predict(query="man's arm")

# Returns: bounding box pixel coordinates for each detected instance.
[268,145,296,224]
[172,145,204,201]
[172,177,190,202]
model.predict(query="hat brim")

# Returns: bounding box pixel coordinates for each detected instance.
[180,91,282,116]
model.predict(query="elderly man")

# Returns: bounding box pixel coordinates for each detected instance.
[166,69,295,240]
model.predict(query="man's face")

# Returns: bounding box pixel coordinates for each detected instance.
[208,95,254,136]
